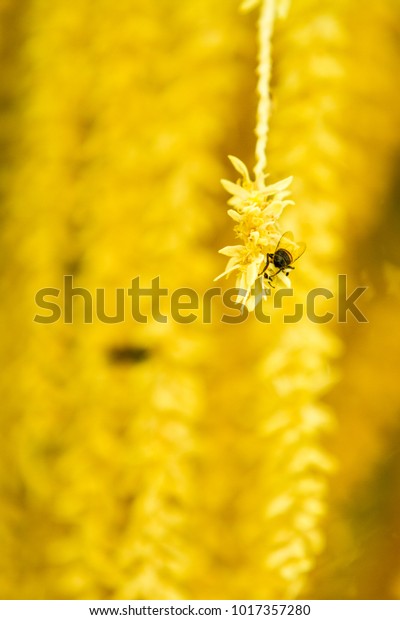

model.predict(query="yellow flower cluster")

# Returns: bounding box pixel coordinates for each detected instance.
[216,155,295,307]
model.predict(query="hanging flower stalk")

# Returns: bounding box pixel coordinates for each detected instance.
[215,0,303,310]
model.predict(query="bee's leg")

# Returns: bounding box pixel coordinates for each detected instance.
[270,266,287,282]
[285,266,295,277]
[259,253,274,276]
[259,257,269,276]
[264,273,275,289]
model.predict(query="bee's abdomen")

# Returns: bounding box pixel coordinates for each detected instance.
[273,249,292,269]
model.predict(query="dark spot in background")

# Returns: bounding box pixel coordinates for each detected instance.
[107,345,150,364]
[64,258,82,276]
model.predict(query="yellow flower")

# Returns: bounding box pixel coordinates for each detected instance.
[215,155,295,308]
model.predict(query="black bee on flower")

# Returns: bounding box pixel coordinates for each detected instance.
[260,231,306,287]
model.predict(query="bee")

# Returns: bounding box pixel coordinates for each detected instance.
[260,231,306,287]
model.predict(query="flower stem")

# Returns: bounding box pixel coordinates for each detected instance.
[254,0,276,188]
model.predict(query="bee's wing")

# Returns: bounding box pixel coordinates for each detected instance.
[276,231,306,262]
[276,231,294,250]
[291,241,306,263]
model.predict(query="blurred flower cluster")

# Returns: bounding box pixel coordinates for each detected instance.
[0,0,400,601]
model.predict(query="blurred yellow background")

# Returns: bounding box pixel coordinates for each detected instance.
[0,0,400,600]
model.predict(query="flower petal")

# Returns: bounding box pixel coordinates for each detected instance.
[214,263,240,282]
[246,261,259,287]
[221,179,249,199]
[227,155,250,181]
[265,176,293,195]
[263,201,285,219]
[218,244,243,257]
[235,272,248,296]
[249,230,260,244]
[277,272,292,288]
[225,257,240,272]
[245,295,256,312]
[227,209,242,222]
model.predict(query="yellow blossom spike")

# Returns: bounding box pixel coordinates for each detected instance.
[217,162,301,306]
[216,1,304,309]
